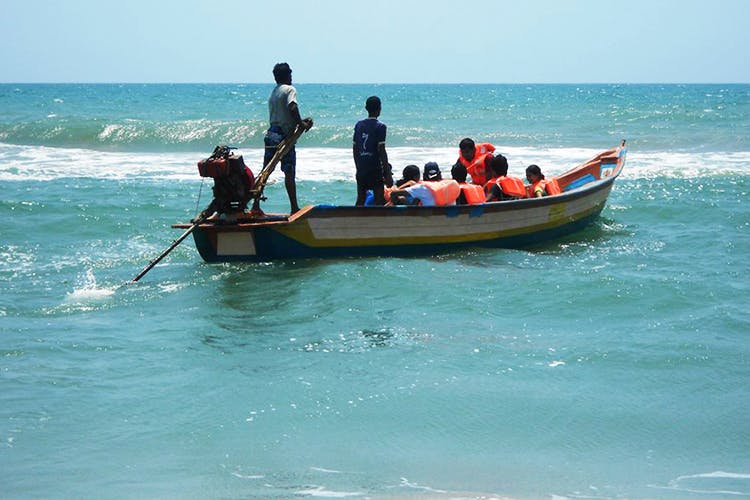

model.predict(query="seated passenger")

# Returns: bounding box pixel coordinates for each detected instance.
[453,138,496,186]
[525,164,562,197]
[390,162,459,206]
[451,163,485,205]
[394,164,421,188]
[422,161,442,181]
[385,165,420,205]
[485,154,527,202]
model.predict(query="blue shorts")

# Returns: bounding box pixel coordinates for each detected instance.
[356,163,384,191]
[264,126,296,175]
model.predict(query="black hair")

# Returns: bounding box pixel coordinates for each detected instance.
[526,164,544,179]
[489,154,509,177]
[451,163,468,183]
[365,96,381,114]
[272,62,292,83]
[396,164,421,186]
[459,137,475,150]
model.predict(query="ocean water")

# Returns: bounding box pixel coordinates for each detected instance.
[1,84,749,499]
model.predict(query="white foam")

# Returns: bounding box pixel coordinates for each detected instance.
[0,144,199,182]
[398,477,448,494]
[66,287,115,302]
[65,269,116,303]
[310,467,343,474]
[0,246,36,276]
[673,471,750,481]
[294,486,363,497]
[649,470,750,496]
[1,143,748,183]
[298,146,614,182]
[230,472,265,479]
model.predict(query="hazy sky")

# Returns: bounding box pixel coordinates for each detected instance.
[2,0,749,83]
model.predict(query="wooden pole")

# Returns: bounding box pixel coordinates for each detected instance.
[132,124,309,281]
[130,209,212,283]
[249,125,307,211]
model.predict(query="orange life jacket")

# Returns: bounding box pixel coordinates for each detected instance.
[423,180,460,206]
[532,178,562,197]
[483,177,499,194]
[544,177,562,195]
[458,142,495,186]
[486,176,527,199]
[531,180,545,197]
[459,182,485,204]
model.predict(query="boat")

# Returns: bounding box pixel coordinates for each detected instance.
[172,140,627,263]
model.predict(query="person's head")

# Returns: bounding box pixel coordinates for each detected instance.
[272,63,292,84]
[451,163,468,183]
[488,154,509,178]
[423,162,442,181]
[526,164,544,183]
[459,138,476,161]
[397,164,421,186]
[365,96,381,117]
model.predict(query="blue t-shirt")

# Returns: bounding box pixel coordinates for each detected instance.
[353,118,386,171]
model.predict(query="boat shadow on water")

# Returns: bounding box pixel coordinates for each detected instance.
[522,215,632,255]
[197,325,406,356]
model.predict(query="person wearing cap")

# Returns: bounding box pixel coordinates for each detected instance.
[389,162,459,206]
[393,162,441,205]
[353,96,393,206]
[389,162,440,206]
[264,62,313,214]
[422,162,442,181]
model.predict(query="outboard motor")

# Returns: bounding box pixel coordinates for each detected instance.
[197,145,255,214]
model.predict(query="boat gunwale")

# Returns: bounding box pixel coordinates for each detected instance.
[173,170,619,231]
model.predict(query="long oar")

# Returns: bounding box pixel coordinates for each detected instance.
[130,206,213,283]
[249,125,307,211]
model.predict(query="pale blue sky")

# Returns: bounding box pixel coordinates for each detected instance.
[2,0,749,83]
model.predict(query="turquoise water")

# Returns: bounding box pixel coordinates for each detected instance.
[1,84,749,498]
[2,84,749,152]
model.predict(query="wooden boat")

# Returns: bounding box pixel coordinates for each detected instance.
[173,141,626,263]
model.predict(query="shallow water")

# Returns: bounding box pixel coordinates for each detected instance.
[1,84,749,498]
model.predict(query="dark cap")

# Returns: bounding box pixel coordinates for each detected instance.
[423,162,442,181]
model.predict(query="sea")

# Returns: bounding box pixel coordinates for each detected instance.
[1,83,749,499]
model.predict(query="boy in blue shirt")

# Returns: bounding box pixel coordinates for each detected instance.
[353,96,393,205]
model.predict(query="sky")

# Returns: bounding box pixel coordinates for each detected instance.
[1,0,749,83]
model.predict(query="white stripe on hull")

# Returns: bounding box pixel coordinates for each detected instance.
[305,188,610,242]
[216,232,256,256]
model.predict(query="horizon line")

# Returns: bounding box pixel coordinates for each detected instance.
[1,81,749,86]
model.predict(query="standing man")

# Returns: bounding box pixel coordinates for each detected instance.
[353,96,393,206]
[265,62,313,214]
